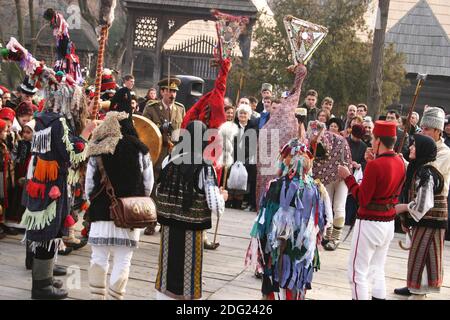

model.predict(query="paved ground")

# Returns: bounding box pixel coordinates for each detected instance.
[1,208,450,300]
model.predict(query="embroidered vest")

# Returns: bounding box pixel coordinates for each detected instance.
[406,173,448,229]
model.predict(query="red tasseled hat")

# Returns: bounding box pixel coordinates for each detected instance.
[101,69,116,92]
[373,120,397,137]
[0,119,7,131]
[0,107,16,122]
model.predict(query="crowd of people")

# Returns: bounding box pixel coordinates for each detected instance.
[0,54,449,301]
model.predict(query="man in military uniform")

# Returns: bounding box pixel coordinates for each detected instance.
[142,77,185,235]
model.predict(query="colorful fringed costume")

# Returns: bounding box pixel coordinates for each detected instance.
[246,139,332,300]
[44,9,83,85]
[21,112,86,251]
[256,65,307,211]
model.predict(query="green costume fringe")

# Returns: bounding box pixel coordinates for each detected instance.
[20,201,57,231]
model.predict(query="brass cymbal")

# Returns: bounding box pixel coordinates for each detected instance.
[132,114,163,164]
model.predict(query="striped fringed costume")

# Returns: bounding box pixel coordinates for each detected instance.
[155,158,223,300]
[404,167,447,295]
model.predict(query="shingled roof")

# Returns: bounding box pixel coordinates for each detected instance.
[125,0,257,15]
[385,0,450,77]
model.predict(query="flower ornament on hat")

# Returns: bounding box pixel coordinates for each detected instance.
[0,107,16,122]
[351,124,365,139]
[373,120,397,137]
[420,106,445,131]
[236,104,252,116]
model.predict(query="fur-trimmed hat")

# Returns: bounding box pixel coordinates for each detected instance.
[86,111,129,157]
[420,107,445,131]
[261,83,273,92]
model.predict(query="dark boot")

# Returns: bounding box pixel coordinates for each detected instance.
[394,287,411,296]
[0,227,6,239]
[53,265,67,277]
[372,296,385,300]
[31,258,68,300]
[25,241,34,270]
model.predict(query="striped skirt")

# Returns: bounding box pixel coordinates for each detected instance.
[407,226,445,294]
[155,225,204,300]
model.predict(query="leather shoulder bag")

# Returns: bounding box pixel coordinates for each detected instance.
[96,156,157,229]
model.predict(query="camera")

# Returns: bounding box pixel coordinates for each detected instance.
[161,120,173,135]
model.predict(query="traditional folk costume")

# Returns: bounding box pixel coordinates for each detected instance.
[85,112,154,300]
[3,36,89,299]
[155,121,225,300]
[311,126,352,250]
[0,119,15,235]
[256,65,307,212]
[399,135,446,298]
[246,139,332,300]
[344,121,405,300]
[395,107,450,298]
[181,58,231,248]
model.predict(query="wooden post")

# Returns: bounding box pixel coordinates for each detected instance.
[91,26,109,120]
[367,0,390,120]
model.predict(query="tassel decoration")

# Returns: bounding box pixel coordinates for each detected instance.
[26,180,46,199]
[31,127,52,154]
[64,214,76,228]
[34,158,59,182]
[49,185,61,200]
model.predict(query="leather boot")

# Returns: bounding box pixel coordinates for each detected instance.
[394,287,412,296]
[108,270,129,300]
[89,264,107,300]
[31,258,68,300]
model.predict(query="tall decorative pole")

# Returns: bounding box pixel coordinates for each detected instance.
[91,0,117,120]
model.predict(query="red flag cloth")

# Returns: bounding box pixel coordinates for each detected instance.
[181,58,231,130]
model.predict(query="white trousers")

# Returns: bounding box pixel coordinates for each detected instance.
[347,219,394,300]
[90,245,134,286]
[325,179,348,227]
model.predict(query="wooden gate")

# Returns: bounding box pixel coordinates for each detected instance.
[162,35,218,92]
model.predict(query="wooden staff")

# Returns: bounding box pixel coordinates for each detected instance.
[397,73,427,153]
[91,25,109,120]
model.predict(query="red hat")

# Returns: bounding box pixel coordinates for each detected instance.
[16,101,35,117]
[0,107,16,122]
[101,69,116,92]
[373,120,397,137]
[0,119,6,131]
[0,85,9,95]
[351,124,365,139]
